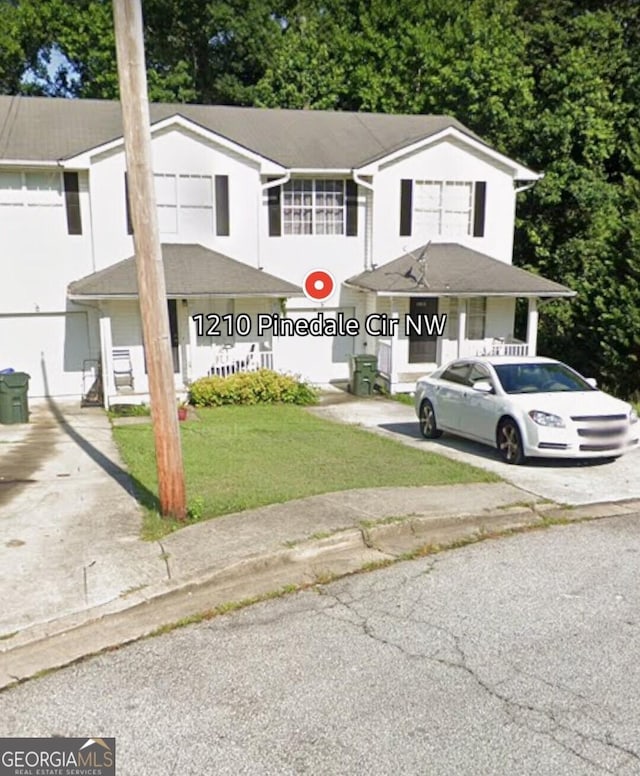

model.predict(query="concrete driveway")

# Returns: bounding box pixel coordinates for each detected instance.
[311,394,640,506]
[0,399,167,638]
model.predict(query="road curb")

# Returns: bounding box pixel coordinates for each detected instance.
[2,498,639,690]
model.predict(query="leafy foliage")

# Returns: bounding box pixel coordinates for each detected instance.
[513,1,640,395]
[188,370,318,407]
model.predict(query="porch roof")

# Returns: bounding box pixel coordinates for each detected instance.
[346,243,575,297]
[68,243,301,299]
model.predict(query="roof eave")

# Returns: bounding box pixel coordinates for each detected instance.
[0,159,63,167]
[343,283,575,298]
[61,113,287,173]
[354,126,542,179]
[68,290,301,301]
[287,168,352,175]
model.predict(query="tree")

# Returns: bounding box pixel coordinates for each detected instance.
[0,0,291,103]
[0,0,51,94]
[513,1,640,396]
[256,0,534,151]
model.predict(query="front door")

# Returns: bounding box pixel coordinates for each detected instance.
[142,300,180,376]
[167,299,180,373]
[409,297,438,363]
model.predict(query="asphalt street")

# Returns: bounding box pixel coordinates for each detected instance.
[2,514,640,776]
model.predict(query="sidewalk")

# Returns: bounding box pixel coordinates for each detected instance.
[1,400,639,689]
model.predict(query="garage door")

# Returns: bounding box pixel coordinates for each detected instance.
[0,312,92,397]
[273,307,355,384]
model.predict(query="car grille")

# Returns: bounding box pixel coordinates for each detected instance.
[579,443,624,452]
[569,413,630,452]
[577,426,627,439]
[571,414,627,422]
[538,442,569,450]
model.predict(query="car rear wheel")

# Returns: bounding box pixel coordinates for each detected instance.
[419,400,443,439]
[497,418,525,465]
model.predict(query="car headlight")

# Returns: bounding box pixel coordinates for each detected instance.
[528,410,565,428]
[630,408,639,425]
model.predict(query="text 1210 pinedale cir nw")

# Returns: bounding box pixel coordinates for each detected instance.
[191,312,448,338]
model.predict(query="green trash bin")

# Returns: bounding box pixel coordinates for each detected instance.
[349,354,378,396]
[0,372,30,424]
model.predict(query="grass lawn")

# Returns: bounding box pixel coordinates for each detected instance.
[391,392,415,406]
[113,404,498,539]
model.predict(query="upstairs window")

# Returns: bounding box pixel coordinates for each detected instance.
[414,180,473,237]
[154,173,213,234]
[400,179,485,238]
[282,179,345,235]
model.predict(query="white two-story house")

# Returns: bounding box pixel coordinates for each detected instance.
[0,95,573,404]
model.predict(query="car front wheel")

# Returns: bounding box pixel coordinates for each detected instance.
[497,418,525,465]
[419,399,443,439]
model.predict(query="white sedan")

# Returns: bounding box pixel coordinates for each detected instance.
[414,356,639,464]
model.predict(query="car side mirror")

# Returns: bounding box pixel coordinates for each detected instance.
[585,377,597,388]
[472,380,493,394]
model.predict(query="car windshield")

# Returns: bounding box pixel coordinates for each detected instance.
[493,362,595,394]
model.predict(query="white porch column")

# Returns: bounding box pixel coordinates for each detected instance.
[364,188,374,270]
[390,300,400,391]
[270,299,281,372]
[99,309,115,408]
[362,291,377,353]
[457,299,467,358]
[186,304,197,378]
[526,297,539,356]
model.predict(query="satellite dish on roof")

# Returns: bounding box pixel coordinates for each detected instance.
[403,241,431,288]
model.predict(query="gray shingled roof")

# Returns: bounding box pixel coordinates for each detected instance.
[0,95,485,168]
[68,243,301,298]
[347,244,574,297]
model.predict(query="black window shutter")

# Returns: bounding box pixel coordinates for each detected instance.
[267,178,281,236]
[400,179,413,236]
[63,172,82,235]
[215,175,230,236]
[345,180,358,236]
[473,181,486,237]
[124,172,133,235]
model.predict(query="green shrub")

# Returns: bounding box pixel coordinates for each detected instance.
[188,369,318,407]
[108,403,151,417]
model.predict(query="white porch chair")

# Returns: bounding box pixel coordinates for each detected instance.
[112,348,134,390]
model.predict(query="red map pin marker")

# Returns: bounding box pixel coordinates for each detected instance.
[303,269,335,302]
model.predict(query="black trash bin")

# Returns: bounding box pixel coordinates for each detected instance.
[0,372,30,424]
[349,354,378,396]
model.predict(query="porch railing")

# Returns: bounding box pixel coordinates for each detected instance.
[209,344,273,377]
[478,339,529,357]
[377,339,392,377]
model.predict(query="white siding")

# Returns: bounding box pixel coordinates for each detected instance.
[259,183,366,285]
[89,128,261,273]
[109,301,148,394]
[0,310,94,397]
[274,305,356,384]
[374,138,516,266]
[0,169,93,313]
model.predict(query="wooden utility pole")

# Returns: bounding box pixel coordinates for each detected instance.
[112,0,187,519]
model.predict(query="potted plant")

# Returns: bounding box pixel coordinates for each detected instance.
[177,400,188,421]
